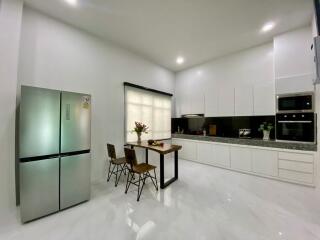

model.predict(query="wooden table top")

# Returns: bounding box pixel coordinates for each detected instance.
[127,141,182,154]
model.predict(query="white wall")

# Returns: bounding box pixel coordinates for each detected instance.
[180,43,274,88]
[17,7,175,183]
[0,0,23,218]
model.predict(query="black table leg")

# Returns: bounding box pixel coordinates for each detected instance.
[174,150,178,179]
[159,152,178,189]
[145,148,148,164]
[160,154,164,189]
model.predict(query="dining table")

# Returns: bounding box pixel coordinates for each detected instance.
[126,141,182,189]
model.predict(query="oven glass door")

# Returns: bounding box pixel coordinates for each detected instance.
[278,95,313,112]
[276,119,315,142]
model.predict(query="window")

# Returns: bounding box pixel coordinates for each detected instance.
[125,85,172,142]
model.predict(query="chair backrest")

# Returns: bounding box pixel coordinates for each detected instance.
[124,148,138,169]
[107,143,117,160]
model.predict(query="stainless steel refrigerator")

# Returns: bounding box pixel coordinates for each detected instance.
[19,86,91,223]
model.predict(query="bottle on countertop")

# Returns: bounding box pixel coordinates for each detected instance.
[203,129,206,136]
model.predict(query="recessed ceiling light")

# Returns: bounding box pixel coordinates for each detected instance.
[65,0,77,6]
[261,22,275,33]
[176,57,185,65]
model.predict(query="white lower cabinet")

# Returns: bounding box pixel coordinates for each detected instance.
[278,169,313,184]
[278,160,313,173]
[212,144,230,168]
[172,138,315,186]
[197,143,230,167]
[278,151,314,184]
[230,146,252,172]
[197,142,213,165]
[172,139,197,161]
[252,149,278,177]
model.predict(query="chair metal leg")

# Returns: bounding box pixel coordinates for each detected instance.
[147,171,158,191]
[153,169,158,191]
[106,161,111,181]
[115,164,125,187]
[123,164,127,175]
[107,163,116,182]
[137,174,147,201]
[137,174,142,201]
[125,172,134,194]
[125,169,158,201]
[114,165,119,186]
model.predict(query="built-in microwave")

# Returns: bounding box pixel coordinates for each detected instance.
[276,92,314,113]
[276,113,316,143]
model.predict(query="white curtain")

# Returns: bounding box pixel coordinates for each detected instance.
[125,86,172,142]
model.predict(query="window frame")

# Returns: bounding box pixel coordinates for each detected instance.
[124,82,173,143]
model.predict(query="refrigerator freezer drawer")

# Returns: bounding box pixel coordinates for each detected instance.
[60,153,91,209]
[61,92,91,153]
[19,86,61,158]
[20,158,59,223]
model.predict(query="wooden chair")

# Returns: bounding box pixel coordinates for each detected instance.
[107,143,128,187]
[124,148,158,201]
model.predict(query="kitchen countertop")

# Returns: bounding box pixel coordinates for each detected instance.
[172,134,317,152]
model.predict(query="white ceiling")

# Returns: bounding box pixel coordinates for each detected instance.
[24,0,314,72]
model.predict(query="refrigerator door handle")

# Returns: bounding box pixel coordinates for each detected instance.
[60,150,90,158]
[66,104,71,120]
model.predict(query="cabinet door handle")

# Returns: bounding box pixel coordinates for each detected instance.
[277,120,312,123]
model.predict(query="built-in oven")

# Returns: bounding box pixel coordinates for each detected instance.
[277,92,314,113]
[276,113,316,143]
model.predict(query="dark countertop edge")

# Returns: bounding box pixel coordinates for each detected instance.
[171,134,317,152]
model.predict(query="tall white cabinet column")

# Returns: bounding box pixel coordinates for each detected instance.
[274,27,315,94]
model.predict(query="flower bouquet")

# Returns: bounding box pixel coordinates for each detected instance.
[132,122,149,143]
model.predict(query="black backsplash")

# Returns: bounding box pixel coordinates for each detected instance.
[172,116,275,139]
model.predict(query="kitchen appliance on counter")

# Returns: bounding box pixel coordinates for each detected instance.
[239,129,252,138]
[19,86,91,223]
[181,114,204,118]
[276,92,314,113]
[209,125,217,136]
[276,113,316,144]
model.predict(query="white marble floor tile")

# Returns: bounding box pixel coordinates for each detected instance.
[1,159,320,240]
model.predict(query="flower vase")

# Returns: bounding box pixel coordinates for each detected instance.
[263,130,270,141]
[137,132,142,143]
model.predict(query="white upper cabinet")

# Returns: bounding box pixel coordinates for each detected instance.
[175,70,205,116]
[254,82,275,115]
[179,93,191,116]
[180,92,204,115]
[235,86,253,116]
[175,43,275,117]
[191,93,205,114]
[274,27,314,94]
[218,86,234,116]
[204,81,219,117]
